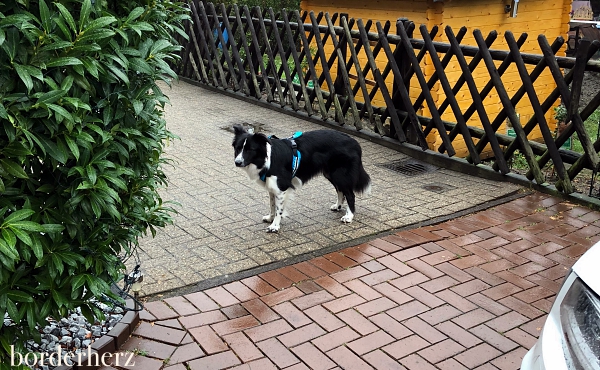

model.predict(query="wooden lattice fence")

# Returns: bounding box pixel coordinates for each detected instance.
[176,1,600,197]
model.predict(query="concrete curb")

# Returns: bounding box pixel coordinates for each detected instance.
[146,188,529,301]
[53,301,140,370]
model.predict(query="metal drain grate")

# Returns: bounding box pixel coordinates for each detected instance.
[422,183,457,193]
[378,159,438,176]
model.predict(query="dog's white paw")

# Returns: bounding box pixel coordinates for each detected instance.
[341,214,354,223]
[266,224,280,233]
[330,204,342,212]
[263,215,274,222]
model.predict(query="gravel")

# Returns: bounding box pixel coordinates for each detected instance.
[5,301,125,369]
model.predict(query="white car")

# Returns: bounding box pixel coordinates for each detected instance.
[521,241,600,369]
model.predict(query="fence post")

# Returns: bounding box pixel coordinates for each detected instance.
[334,13,349,97]
[393,18,416,143]
[246,7,263,97]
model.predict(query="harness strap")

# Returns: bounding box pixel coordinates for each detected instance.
[260,132,303,182]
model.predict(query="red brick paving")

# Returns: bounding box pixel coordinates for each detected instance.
[112,193,599,369]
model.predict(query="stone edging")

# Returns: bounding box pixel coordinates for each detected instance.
[53,300,140,370]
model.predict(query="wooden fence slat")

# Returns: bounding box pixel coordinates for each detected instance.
[189,33,209,83]
[419,25,480,163]
[307,13,338,109]
[212,4,239,89]
[325,13,361,128]
[268,8,300,110]
[452,33,525,153]
[198,1,228,88]
[295,11,322,104]
[242,6,274,101]
[315,13,345,112]
[185,14,209,83]
[533,38,600,183]
[436,29,495,118]
[529,37,600,181]
[565,40,600,178]
[253,7,286,105]
[309,11,345,124]
[208,2,238,89]
[562,88,600,179]
[222,4,248,91]
[271,11,292,92]
[179,18,193,78]
[344,20,373,110]
[505,31,573,193]
[232,5,262,99]
[474,29,546,185]
[395,21,455,156]
[374,69,408,143]
[294,10,328,119]
[218,3,249,94]
[280,11,307,100]
[190,0,219,86]
[445,26,508,174]
[471,33,529,155]
[341,16,375,127]
[413,26,468,119]
[495,35,563,171]
[281,10,313,115]
[376,22,428,150]
[357,20,390,121]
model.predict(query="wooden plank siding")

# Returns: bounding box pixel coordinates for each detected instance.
[301,0,570,156]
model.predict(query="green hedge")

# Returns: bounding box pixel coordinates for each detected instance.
[0,0,188,363]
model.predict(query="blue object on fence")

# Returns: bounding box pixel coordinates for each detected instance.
[213,23,229,49]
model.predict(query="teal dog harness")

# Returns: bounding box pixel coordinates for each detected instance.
[260,132,302,182]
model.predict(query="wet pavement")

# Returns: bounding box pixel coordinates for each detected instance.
[106,192,600,370]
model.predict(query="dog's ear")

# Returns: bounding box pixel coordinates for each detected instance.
[254,133,270,144]
[233,124,246,136]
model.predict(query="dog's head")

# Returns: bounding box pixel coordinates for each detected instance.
[232,124,270,170]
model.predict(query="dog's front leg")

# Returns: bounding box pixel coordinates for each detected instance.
[263,192,275,223]
[266,190,286,233]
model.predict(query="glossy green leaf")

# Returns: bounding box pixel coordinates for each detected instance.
[6,291,33,303]
[39,0,52,33]
[35,90,66,106]
[55,3,77,33]
[8,221,43,232]
[13,64,33,92]
[84,16,117,32]
[0,159,28,179]
[0,239,18,260]
[46,57,83,68]
[79,0,92,32]
[3,209,35,224]
[40,224,65,233]
[10,226,33,247]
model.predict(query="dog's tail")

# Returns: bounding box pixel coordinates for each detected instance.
[355,166,372,195]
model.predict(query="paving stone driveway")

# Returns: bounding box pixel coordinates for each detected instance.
[110,193,600,370]
[134,81,520,296]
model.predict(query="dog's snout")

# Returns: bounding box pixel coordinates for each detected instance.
[235,158,244,167]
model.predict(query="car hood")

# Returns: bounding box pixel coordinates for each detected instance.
[572,241,600,294]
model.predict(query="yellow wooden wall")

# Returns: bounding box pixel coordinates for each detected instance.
[300,0,571,157]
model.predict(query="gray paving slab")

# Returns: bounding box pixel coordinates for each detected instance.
[131,81,521,296]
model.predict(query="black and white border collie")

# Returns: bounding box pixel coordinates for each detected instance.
[232,124,371,233]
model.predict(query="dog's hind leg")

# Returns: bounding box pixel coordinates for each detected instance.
[263,193,275,223]
[340,191,355,223]
[330,190,345,212]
